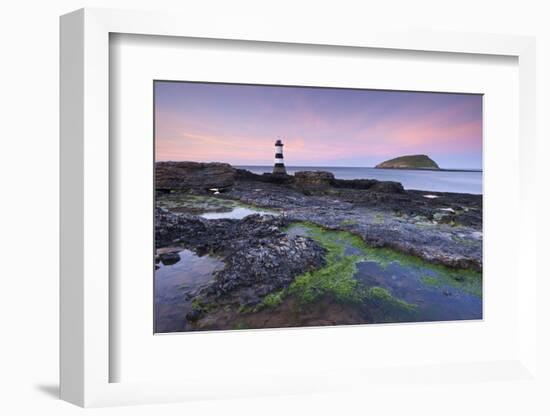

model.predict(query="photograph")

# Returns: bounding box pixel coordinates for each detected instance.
[154,81,483,333]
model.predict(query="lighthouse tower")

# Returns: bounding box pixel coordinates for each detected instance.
[272,139,287,175]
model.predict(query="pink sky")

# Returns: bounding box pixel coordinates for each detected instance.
[155,82,482,169]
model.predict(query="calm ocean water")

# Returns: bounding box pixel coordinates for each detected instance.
[238,166,482,194]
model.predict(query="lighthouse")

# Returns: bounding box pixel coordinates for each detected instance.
[272,139,287,175]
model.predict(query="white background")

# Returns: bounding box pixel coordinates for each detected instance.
[1,0,549,415]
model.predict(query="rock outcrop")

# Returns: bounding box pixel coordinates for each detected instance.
[293,171,335,191]
[156,161,236,191]
[233,168,407,195]
[155,208,326,315]
[369,181,406,194]
[224,179,482,270]
[375,154,440,170]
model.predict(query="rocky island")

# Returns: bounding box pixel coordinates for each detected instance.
[375,154,440,170]
[154,161,482,332]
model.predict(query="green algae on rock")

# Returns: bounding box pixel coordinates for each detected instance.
[156,192,280,218]
[269,223,416,309]
[281,222,481,309]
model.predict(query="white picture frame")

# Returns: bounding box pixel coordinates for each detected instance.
[60,7,538,408]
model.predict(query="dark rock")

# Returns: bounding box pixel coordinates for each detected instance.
[261,173,293,184]
[223,177,482,271]
[235,168,264,181]
[235,169,293,185]
[332,178,379,189]
[205,233,326,305]
[186,309,201,322]
[369,181,406,194]
[158,251,181,265]
[156,161,236,191]
[155,209,208,248]
[293,172,405,195]
[155,208,327,312]
[293,171,335,190]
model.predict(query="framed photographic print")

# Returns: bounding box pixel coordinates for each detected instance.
[60,7,540,408]
[153,81,484,333]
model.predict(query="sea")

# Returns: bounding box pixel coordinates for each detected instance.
[238,166,482,194]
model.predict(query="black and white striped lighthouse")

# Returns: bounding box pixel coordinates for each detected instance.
[272,139,287,175]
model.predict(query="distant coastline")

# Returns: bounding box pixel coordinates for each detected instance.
[158,162,482,173]
[372,167,482,173]
[237,165,482,173]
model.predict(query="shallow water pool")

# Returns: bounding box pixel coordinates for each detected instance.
[200,206,278,220]
[154,249,224,333]
[287,223,482,324]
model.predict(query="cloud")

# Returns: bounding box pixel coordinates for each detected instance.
[154,85,482,167]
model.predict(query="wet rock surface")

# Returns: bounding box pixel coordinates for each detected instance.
[155,167,483,330]
[157,251,181,266]
[199,231,326,309]
[156,161,236,191]
[155,209,326,320]
[223,175,482,270]
[293,170,335,191]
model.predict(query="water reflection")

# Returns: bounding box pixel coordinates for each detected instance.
[200,206,277,220]
[154,249,224,333]
[355,261,482,322]
[288,224,482,323]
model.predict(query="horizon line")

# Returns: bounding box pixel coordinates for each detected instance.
[155,161,483,171]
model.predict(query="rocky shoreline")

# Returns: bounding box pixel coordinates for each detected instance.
[156,209,326,313]
[155,161,482,330]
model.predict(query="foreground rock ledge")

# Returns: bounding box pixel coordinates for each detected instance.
[156,208,326,316]
[155,163,482,269]
[156,161,236,191]
[155,163,482,321]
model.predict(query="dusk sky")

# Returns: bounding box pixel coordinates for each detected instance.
[155,81,483,169]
